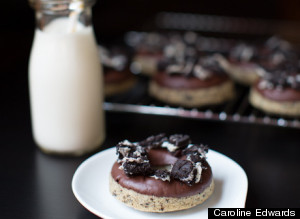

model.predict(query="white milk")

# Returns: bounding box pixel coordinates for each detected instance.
[29,18,105,155]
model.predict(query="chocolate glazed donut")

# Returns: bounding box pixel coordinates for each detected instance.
[109,134,215,213]
[111,149,212,197]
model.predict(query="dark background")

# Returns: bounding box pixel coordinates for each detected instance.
[2,0,300,78]
[2,0,300,135]
[2,0,300,33]
[1,1,300,218]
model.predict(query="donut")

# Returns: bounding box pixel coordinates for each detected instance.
[109,134,214,213]
[219,37,297,86]
[149,53,234,107]
[249,68,300,117]
[218,43,263,86]
[104,67,136,97]
[99,46,136,96]
[125,32,167,76]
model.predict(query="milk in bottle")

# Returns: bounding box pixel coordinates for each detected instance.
[29,0,105,155]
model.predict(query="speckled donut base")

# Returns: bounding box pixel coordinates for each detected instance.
[249,88,300,117]
[219,59,260,86]
[105,78,136,96]
[109,174,214,213]
[132,55,158,76]
[149,80,234,107]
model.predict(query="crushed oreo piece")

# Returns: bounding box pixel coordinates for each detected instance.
[169,134,191,149]
[187,154,204,163]
[139,133,167,148]
[99,46,130,72]
[160,54,226,79]
[260,70,300,90]
[265,36,292,52]
[122,161,153,176]
[115,134,209,185]
[116,140,148,163]
[230,43,258,62]
[171,160,196,186]
[161,141,179,152]
[198,55,227,75]
[184,144,208,165]
[151,169,171,182]
[194,162,203,183]
[183,144,208,156]
[193,64,211,80]
[116,140,135,162]
[116,140,153,176]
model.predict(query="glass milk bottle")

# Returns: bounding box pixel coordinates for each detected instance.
[28,0,105,156]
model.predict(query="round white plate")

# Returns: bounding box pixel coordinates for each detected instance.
[72,148,248,219]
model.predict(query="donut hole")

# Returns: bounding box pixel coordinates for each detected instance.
[147,148,178,166]
[151,164,172,171]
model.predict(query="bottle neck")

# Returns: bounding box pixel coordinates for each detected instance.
[30,0,95,31]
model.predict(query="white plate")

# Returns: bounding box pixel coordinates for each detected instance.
[72,148,248,219]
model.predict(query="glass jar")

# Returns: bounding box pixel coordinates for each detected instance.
[28,0,105,156]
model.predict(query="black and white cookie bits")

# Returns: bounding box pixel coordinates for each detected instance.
[115,134,209,186]
[116,140,153,176]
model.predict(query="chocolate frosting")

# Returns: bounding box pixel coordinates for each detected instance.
[111,148,212,198]
[154,71,229,89]
[104,67,134,84]
[255,80,300,101]
[229,37,298,72]
[254,67,300,101]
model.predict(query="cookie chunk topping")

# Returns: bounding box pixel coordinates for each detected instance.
[258,71,300,91]
[115,134,209,186]
[116,140,153,176]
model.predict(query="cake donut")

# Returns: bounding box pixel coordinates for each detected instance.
[258,37,298,72]
[109,134,214,212]
[125,32,167,76]
[219,37,297,86]
[218,43,264,86]
[99,46,136,96]
[249,68,300,117]
[149,53,234,107]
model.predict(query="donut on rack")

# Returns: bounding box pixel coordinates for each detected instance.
[109,133,214,213]
[149,51,234,107]
[249,66,300,117]
[99,46,136,96]
[218,36,297,86]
